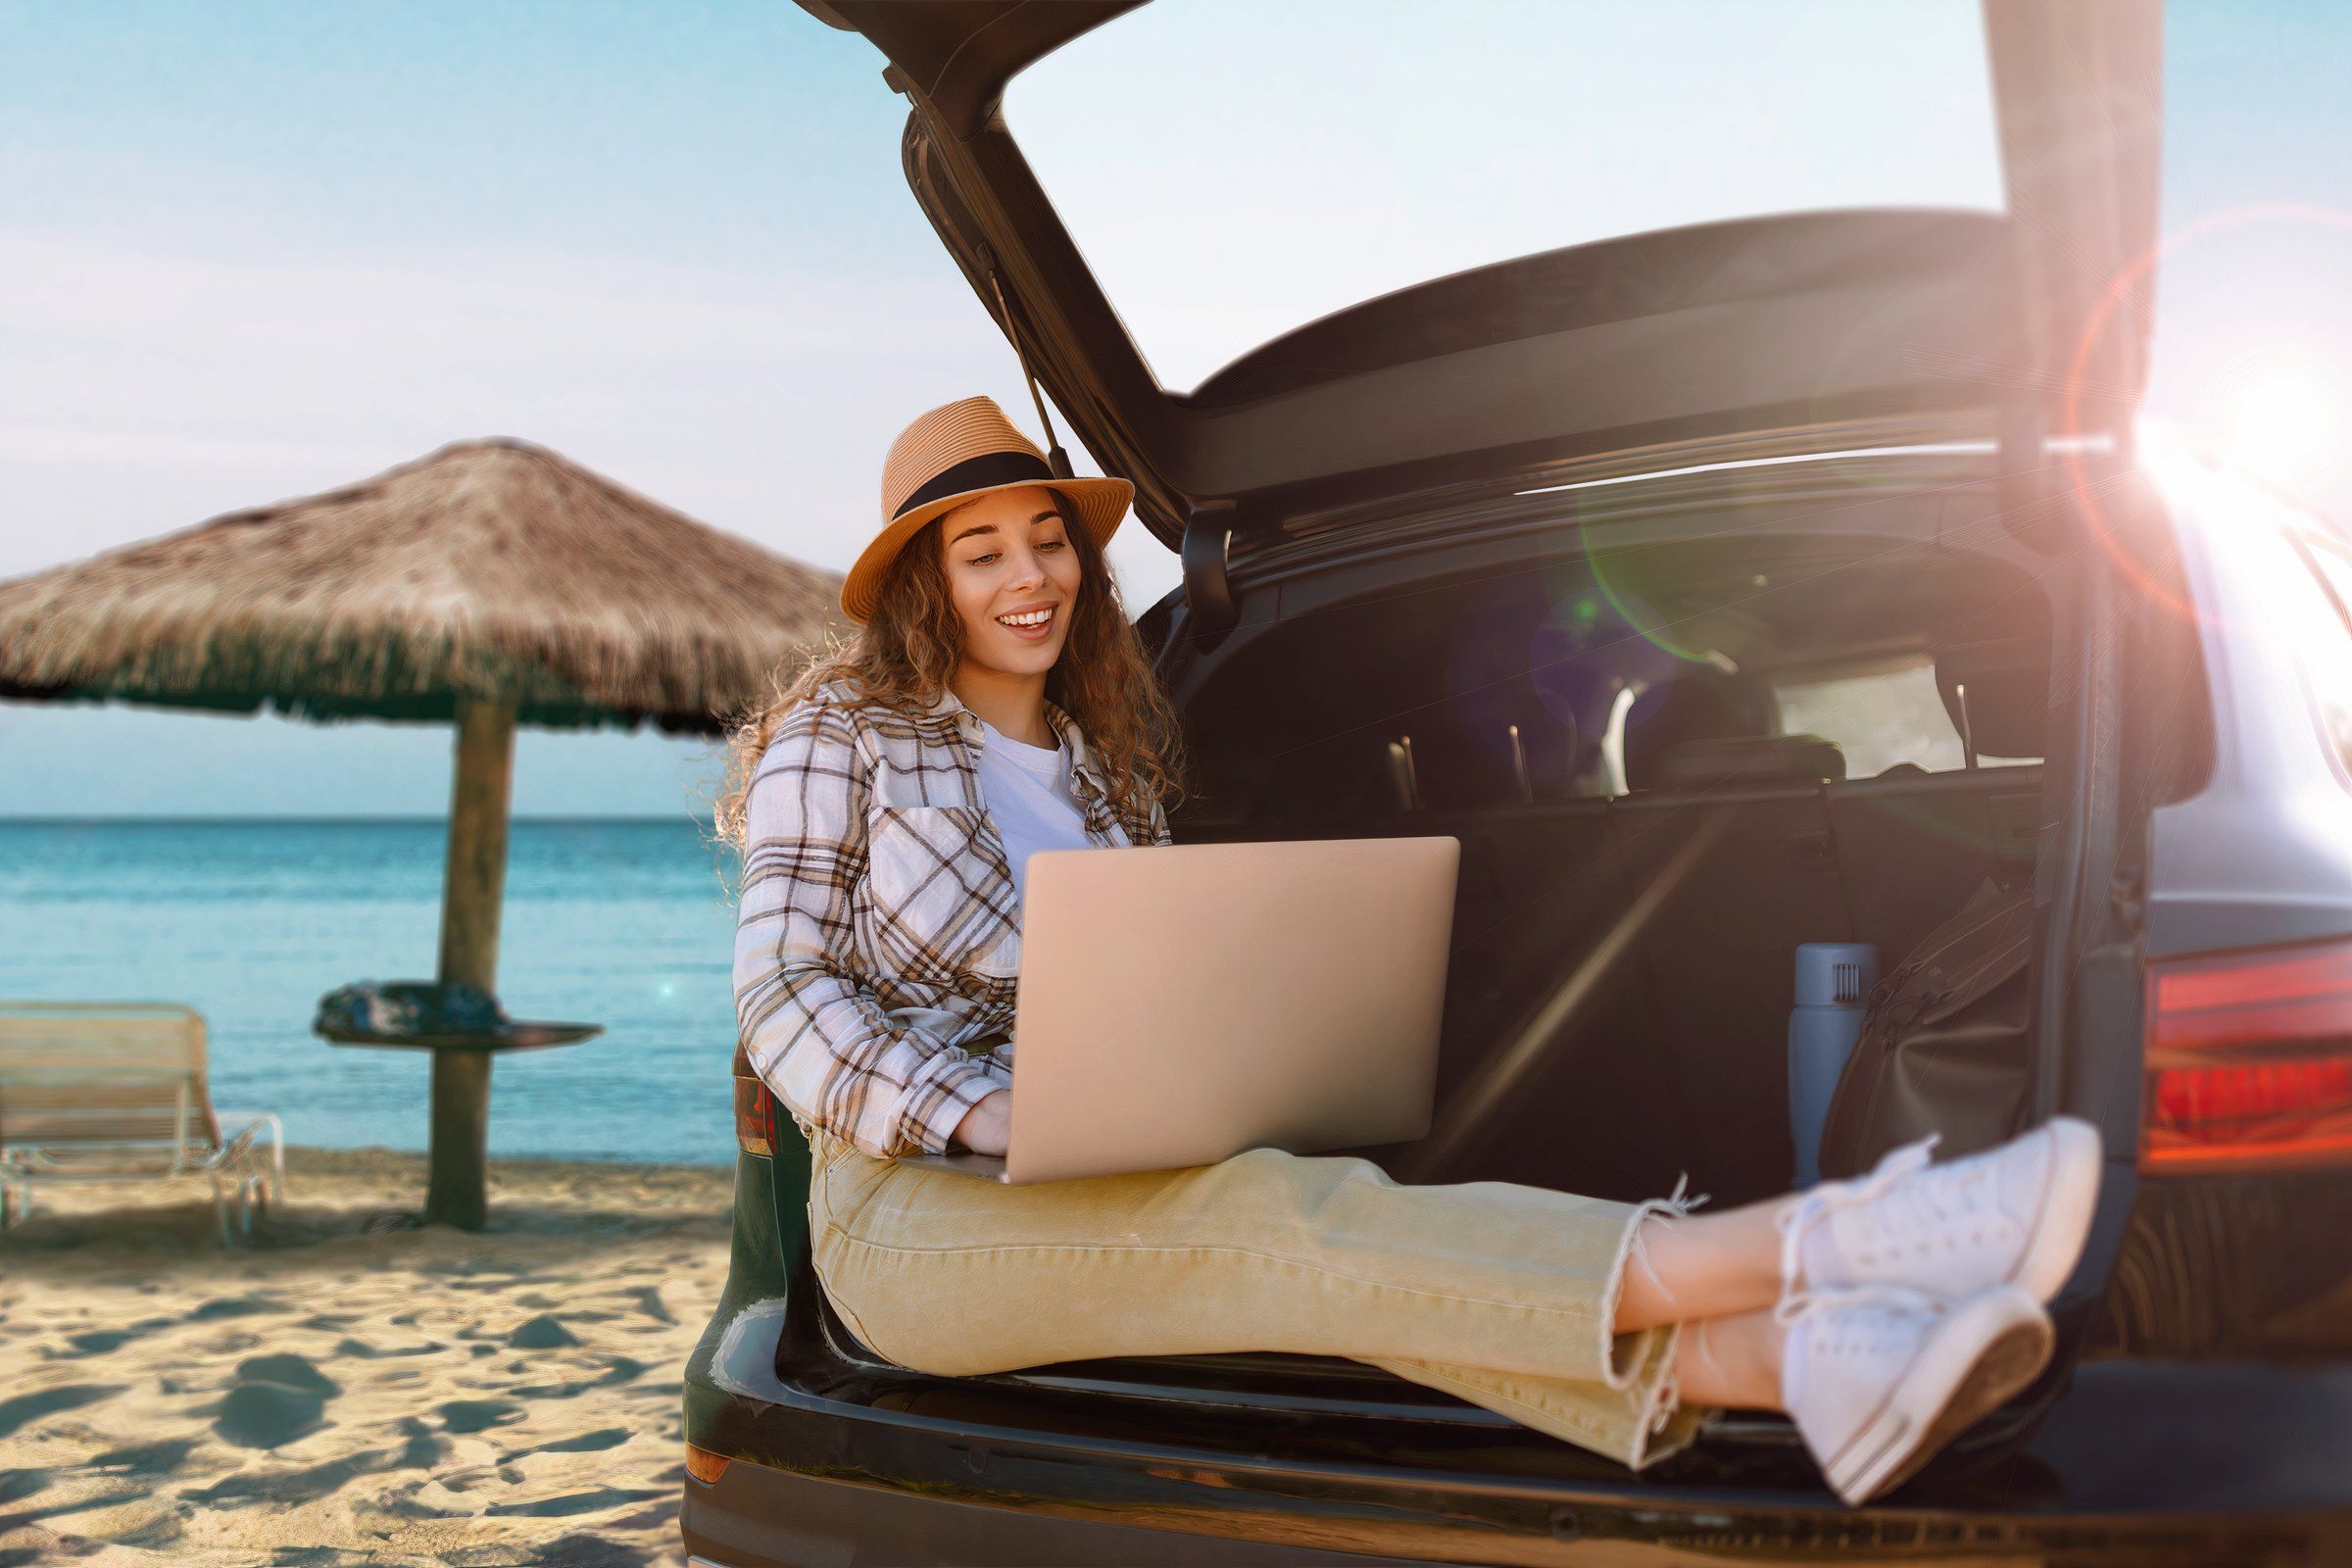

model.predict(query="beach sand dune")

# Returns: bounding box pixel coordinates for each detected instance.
[0,1147,734,1567]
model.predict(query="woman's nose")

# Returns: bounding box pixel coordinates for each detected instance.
[1004,549,1045,591]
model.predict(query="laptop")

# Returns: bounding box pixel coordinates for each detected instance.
[906,835,1459,1184]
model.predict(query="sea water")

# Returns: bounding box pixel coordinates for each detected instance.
[0,819,743,1165]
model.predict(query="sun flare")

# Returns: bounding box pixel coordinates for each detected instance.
[2217,351,2344,488]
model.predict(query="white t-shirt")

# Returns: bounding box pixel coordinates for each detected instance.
[976,717,1125,911]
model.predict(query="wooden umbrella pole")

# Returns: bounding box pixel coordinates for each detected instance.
[425,693,518,1230]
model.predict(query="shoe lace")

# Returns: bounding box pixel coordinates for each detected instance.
[1774,1133,1941,1311]
[1774,1280,1943,1331]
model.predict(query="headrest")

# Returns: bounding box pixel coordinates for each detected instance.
[1654,734,1848,792]
[1622,673,1780,791]
[1936,641,2048,760]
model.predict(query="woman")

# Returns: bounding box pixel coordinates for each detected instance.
[723,396,2102,1507]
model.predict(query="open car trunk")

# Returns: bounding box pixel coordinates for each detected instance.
[785,450,2070,1481]
[1153,454,2057,1209]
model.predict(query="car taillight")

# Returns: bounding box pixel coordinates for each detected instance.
[2143,939,2352,1173]
[684,1443,730,1485]
[732,1045,776,1157]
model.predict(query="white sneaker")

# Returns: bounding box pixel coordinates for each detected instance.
[1783,1285,2053,1506]
[1780,1117,2102,1306]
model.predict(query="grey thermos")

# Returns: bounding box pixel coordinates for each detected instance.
[1788,943,1879,1188]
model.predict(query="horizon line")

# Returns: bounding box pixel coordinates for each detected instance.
[0,812,718,825]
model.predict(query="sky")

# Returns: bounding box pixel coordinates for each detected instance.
[2,0,2349,817]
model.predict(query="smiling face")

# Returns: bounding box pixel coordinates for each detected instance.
[937,485,1084,682]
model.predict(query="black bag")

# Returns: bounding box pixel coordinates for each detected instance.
[1818,878,2036,1179]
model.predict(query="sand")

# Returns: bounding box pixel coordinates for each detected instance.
[0,1147,736,1567]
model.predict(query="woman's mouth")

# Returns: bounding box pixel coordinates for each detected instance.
[995,605,1057,641]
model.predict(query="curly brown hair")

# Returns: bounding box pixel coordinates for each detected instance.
[716,489,1184,848]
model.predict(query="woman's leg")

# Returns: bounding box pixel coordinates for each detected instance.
[1617,1114,2110,1334]
[1611,1199,1788,1333]
[808,1118,2098,1498]
[808,1134,1706,1469]
[1672,1309,1785,1409]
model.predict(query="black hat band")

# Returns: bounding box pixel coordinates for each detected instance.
[892,450,1054,520]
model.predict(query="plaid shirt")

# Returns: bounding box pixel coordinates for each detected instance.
[734,679,1170,1158]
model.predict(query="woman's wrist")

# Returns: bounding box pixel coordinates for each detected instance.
[952,1089,1013,1155]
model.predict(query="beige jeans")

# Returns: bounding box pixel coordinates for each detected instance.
[808,1132,1710,1469]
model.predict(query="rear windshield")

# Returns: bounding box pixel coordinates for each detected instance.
[1009,0,2006,393]
[1776,663,1979,778]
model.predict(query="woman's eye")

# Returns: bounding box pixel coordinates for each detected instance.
[967,552,1000,566]
[1039,538,1067,551]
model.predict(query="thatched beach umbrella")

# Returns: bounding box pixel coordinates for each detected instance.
[0,439,843,1227]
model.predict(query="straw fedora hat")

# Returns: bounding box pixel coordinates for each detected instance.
[843,395,1133,624]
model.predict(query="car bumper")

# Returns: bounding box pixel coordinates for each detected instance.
[681,1447,2351,1568]
[682,1358,2352,1568]
[682,1457,1423,1567]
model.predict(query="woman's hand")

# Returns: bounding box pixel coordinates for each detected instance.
[952,1090,1013,1156]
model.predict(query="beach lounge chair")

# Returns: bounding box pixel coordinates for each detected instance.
[0,1002,285,1245]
